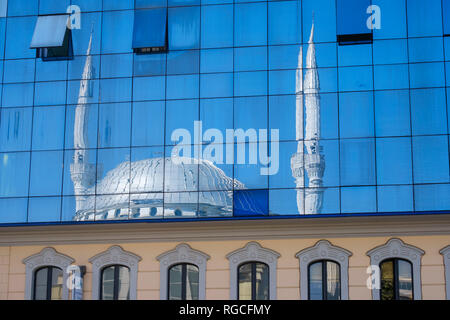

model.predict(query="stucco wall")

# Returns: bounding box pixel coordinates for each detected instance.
[1,235,449,300]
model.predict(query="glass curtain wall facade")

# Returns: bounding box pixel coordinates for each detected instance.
[0,0,449,224]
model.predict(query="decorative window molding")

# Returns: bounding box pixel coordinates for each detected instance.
[296,240,352,300]
[440,245,450,300]
[366,238,424,300]
[23,247,75,300]
[226,242,280,300]
[89,246,141,300]
[156,243,210,300]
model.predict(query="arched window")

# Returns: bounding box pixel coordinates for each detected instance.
[380,259,413,300]
[100,265,130,300]
[308,260,341,300]
[168,263,199,300]
[33,266,64,300]
[238,262,269,300]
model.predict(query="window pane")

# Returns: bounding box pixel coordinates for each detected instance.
[101,266,115,300]
[380,260,395,300]
[309,262,323,300]
[50,268,63,300]
[186,264,199,300]
[407,0,442,37]
[233,190,269,217]
[30,15,68,48]
[254,263,269,300]
[0,107,32,152]
[168,6,200,50]
[235,3,267,47]
[117,266,130,300]
[34,268,48,300]
[397,260,413,300]
[238,263,252,300]
[169,264,183,300]
[201,4,233,48]
[444,0,450,35]
[133,8,167,50]
[326,261,340,300]
[337,0,371,39]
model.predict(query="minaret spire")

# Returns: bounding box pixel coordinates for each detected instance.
[70,27,97,217]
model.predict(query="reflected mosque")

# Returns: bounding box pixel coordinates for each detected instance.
[70,23,324,221]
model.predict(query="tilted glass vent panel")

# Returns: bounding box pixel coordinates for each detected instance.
[337,0,373,44]
[30,15,69,48]
[133,8,167,53]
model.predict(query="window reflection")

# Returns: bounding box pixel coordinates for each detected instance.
[238,262,269,300]
[380,259,413,300]
[168,264,199,300]
[101,265,130,300]
[33,267,63,300]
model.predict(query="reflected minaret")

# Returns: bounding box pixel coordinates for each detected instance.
[291,22,325,215]
[70,30,96,213]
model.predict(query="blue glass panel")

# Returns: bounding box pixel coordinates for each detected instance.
[68,55,100,80]
[167,50,199,75]
[98,103,132,148]
[132,101,165,147]
[7,0,38,16]
[133,8,167,49]
[164,145,199,192]
[338,44,372,67]
[2,83,34,108]
[444,0,450,35]
[96,148,131,195]
[71,13,102,56]
[409,37,444,63]
[32,106,65,151]
[302,0,335,43]
[268,1,300,45]
[373,39,408,65]
[101,54,133,78]
[377,185,413,213]
[30,15,68,48]
[0,108,32,152]
[136,0,167,9]
[268,70,296,95]
[169,6,200,50]
[0,198,28,224]
[168,0,199,6]
[29,151,63,196]
[372,0,407,39]
[318,68,338,93]
[234,47,267,72]
[101,11,133,54]
[62,149,97,196]
[410,62,445,89]
[6,16,37,59]
[234,189,268,217]
[200,98,233,138]
[201,4,233,48]
[134,53,166,76]
[340,139,376,186]
[103,0,134,10]
[234,71,267,97]
[376,137,412,185]
[414,184,450,212]
[71,0,102,12]
[130,192,164,219]
[269,189,299,216]
[235,3,267,47]
[375,90,411,137]
[200,73,233,98]
[99,78,132,103]
[269,95,296,142]
[338,66,373,92]
[165,100,198,146]
[341,186,376,214]
[233,144,269,190]
[374,64,409,91]
[234,96,268,134]
[0,19,5,60]
[410,88,447,136]
[412,136,450,184]
[4,59,35,83]
[166,75,199,100]
[407,0,442,37]
[307,139,340,188]
[268,45,299,70]
[34,81,67,106]
[36,59,67,82]
[0,152,30,197]
[200,48,233,73]
[133,76,165,101]
[28,197,61,223]
[39,0,69,15]
[269,141,298,189]
[339,92,374,139]
[164,192,198,218]
[66,79,100,105]
[131,147,164,193]
[337,0,371,35]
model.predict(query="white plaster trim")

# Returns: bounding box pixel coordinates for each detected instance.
[89,246,141,300]
[226,242,280,300]
[23,247,75,300]
[366,238,424,300]
[439,245,450,300]
[156,243,210,300]
[295,240,352,300]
